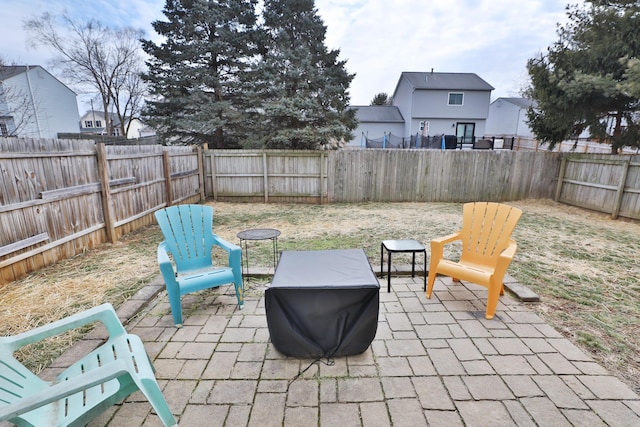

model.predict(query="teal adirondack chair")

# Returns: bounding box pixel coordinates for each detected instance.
[0,303,176,427]
[155,204,244,327]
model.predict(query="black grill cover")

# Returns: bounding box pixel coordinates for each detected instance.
[265,249,380,358]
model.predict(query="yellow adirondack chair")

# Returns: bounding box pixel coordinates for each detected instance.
[0,303,176,426]
[426,202,523,319]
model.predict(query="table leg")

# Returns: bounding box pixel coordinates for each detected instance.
[240,239,249,277]
[272,238,277,271]
[387,251,392,293]
[411,252,416,278]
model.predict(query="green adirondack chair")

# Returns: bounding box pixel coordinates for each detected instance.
[0,303,176,427]
[155,204,244,327]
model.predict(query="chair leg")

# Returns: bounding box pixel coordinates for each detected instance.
[485,282,501,320]
[137,378,177,427]
[234,280,244,309]
[426,269,437,298]
[166,287,183,327]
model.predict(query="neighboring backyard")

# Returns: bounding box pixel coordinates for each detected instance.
[0,199,638,394]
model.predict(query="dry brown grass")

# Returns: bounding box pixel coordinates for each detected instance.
[1,199,638,393]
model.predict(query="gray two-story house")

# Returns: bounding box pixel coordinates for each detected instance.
[350,71,494,147]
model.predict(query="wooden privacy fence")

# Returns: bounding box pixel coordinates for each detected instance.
[0,138,203,284]
[555,154,640,220]
[4,140,640,285]
[205,149,560,203]
[205,150,329,203]
[328,150,559,202]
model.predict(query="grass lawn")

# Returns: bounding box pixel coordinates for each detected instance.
[1,199,638,393]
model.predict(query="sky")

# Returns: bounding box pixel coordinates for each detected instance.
[0,0,578,111]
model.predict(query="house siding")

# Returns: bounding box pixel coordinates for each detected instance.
[1,66,79,138]
[393,76,414,137]
[349,121,405,146]
[486,98,534,138]
[411,89,491,136]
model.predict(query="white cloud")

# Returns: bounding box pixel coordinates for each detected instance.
[1,0,578,107]
[316,0,576,104]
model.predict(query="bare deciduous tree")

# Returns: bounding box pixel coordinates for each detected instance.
[24,13,146,137]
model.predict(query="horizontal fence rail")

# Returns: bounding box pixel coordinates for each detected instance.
[0,138,203,284]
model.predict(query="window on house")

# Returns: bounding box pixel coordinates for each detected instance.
[95,120,102,127]
[0,122,8,137]
[448,92,464,106]
[85,120,93,128]
[456,122,475,145]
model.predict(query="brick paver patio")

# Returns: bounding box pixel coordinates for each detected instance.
[30,270,640,427]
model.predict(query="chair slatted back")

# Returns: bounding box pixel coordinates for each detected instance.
[459,202,522,266]
[155,205,216,272]
[0,357,43,409]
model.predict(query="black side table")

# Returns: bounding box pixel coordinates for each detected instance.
[237,228,281,276]
[380,239,427,292]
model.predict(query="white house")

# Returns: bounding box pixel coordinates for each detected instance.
[485,97,536,138]
[0,65,79,138]
[79,110,121,136]
[80,110,155,139]
[126,118,156,139]
[348,71,494,147]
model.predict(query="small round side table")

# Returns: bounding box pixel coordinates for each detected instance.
[237,228,281,276]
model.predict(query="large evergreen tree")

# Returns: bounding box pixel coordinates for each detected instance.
[526,1,640,152]
[245,0,357,149]
[142,0,257,147]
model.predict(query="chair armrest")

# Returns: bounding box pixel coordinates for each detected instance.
[212,235,241,253]
[0,303,125,352]
[432,231,462,245]
[157,242,177,280]
[0,359,130,421]
[499,239,517,260]
[494,239,518,278]
[430,231,462,259]
[212,235,242,270]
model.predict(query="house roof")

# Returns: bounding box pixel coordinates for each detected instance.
[0,65,78,96]
[80,111,120,125]
[399,72,495,91]
[350,106,404,122]
[0,65,40,81]
[492,97,537,109]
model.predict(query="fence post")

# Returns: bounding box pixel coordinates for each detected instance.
[162,150,173,206]
[263,152,269,203]
[197,145,205,202]
[555,155,567,202]
[209,149,218,201]
[96,143,116,243]
[320,152,325,204]
[611,157,631,219]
